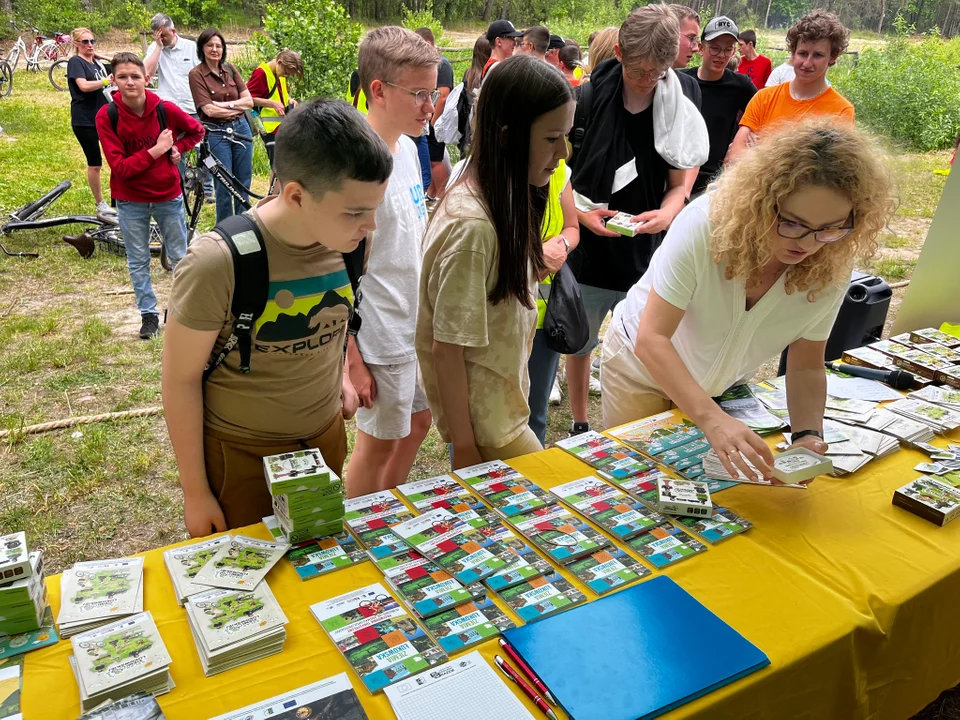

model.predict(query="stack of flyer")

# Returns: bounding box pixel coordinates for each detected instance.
[163,535,231,605]
[0,536,47,638]
[191,536,287,591]
[453,461,554,518]
[607,413,713,482]
[310,583,447,693]
[886,398,960,435]
[264,449,345,544]
[68,611,173,712]
[396,474,482,513]
[184,583,288,676]
[344,490,416,560]
[265,517,368,581]
[554,431,654,481]
[508,505,610,565]
[549,476,666,539]
[862,407,936,445]
[210,672,369,720]
[57,557,144,638]
[910,385,960,413]
[373,549,486,619]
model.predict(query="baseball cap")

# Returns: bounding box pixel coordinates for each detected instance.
[486,19,524,43]
[701,16,740,42]
[548,34,566,50]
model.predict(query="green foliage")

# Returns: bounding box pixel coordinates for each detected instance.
[254,0,362,101]
[153,0,232,29]
[25,0,102,34]
[401,1,444,44]
[830,23,960,151]
[546,0,627,45]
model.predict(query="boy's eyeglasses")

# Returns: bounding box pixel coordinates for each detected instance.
[706,45,736,57]
[79,38,96,45]
[383,81,440,107]
[776,212,855,243]
[682,34,700,47]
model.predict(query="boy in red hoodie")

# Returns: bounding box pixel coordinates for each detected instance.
[97,52,204,339]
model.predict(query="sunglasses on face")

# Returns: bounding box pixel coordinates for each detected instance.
[79,38,96,45]
[384,81,440,107]
[776,212,855,243]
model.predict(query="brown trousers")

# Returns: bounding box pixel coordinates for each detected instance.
[203,413,348,530]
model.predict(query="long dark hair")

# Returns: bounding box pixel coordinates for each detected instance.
[196,28,228,69]
[464,35,491,94]
[466,54,573,308]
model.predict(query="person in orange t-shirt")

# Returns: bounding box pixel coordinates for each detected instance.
[729,10,853,163]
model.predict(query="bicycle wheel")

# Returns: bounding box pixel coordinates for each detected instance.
[0,61,12,98]
[11,180,72,222]
[38,41,57,65]
[48,59,67,91]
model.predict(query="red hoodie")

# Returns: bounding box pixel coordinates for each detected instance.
[96,90,204,203]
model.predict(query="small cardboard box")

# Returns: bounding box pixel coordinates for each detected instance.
[263,449,332,496]
[772,448,833,485]
[842,346,898,370]
[936,364,960,390]
[893,349,953,380]
[605,212,646,238]
[868,340,913,358]
[0,532,31,587]
[909,328,960,348]
[893,476,960,526]
[656,476,713,519]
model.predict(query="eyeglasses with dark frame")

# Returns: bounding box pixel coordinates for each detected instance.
[705,44,736,57]
[776,211,855,244]
[79,38,97,45]
[383,81,441,107]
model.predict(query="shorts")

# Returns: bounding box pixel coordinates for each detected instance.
[355,360,431,440]
[573,283,628,357]
[427,124,445,163]
[72,125,102,167]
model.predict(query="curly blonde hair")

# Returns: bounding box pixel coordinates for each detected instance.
[709,119,897,301]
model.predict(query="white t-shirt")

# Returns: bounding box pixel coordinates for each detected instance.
[610,194,846,397]
[145,35,199,114]
[356,134,428,365]
[765,63,830,88]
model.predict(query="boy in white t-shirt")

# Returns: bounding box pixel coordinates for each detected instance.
[346,27,441,496]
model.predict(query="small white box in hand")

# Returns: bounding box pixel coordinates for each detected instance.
[772,448,833,484]
[605,212,646,237]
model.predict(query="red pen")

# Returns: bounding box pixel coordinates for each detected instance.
[498,636,557,705]
[495,654,559,720]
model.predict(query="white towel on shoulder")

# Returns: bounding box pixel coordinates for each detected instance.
[653,69,709,170]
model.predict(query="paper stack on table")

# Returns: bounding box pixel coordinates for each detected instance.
[184,583,288,676]
[163,535,231,605]
[373,549,487,619]
[210,672,369,720]
[263,449,345,544]
[454,461,555,518]
[701,449,809,488]
[508,504,611,565]
[344,490,416,560]
[68,611,173,712]
[191,536,287,591]
[886,398,960,434]
[908,386,960,413]
[57,557,144,638]
[864,407,936,445]
[0,548,47,638]
[550,475,666,539]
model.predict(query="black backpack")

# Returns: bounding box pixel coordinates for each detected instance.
[106,100,167,136]
[202,214,365,382]
[568,80,594,169]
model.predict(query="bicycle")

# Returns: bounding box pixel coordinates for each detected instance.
[0,59,12,98]
[5,21,64,73]
[1,180,170,269]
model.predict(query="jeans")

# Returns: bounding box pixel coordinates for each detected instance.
[116,197,188,316]
[208,117,253,223]
[178,113,214,196]
[416,134,432,191]
[527,329,561,446]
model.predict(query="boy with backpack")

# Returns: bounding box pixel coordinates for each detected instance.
[162,99,393,537]
[96,52,204,339]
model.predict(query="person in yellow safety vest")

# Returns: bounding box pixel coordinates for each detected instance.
[528,157,580,446]
[348,69,368,114]
[247,49,303,164]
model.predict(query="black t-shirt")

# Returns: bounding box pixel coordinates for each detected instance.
[568,105,670,293]
[438,57,455,90]
[682,68,756,194]
[67,56,109,127]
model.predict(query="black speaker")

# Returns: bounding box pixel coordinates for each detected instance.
[778,271,891,376]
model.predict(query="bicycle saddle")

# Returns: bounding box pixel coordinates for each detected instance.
[63,232,95,259]
[96,212,120,227]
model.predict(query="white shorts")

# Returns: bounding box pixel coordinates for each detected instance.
[355,360,430,440]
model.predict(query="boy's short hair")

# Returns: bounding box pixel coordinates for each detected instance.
[558,44,580,69]
[668,4,700,24]
[619,4,680,70]
[413,26,435,45]
[274,99,392,198]
[358,26,441,97]
[786,10,849,58]
[738,29,757,46]
[523,26,550,54]
[111,51,146,74]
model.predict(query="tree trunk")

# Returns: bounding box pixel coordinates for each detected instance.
[0,0,12,15]
[878,0,886,34]
[764,0,774,28]
[481,0,496,21]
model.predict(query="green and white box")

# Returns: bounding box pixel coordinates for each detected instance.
[263,449,332,496]
[605,211,645,237]
[0,532,31,586]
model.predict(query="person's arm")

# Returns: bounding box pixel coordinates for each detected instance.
[542,180,581,275]
[629,168,687,234]
[682,168,699,199]
[95,109,175,180]
[346,335,377,409]
[784,338,830,454]
[727,125,756,163]
[144,36,162,77]
[162,317,227,537]
[231,88,255,111]
[169,104,205,154]
[247,67,284,113]
[342,366,359,420]
[633,290,774,480]
[433,341,483,469]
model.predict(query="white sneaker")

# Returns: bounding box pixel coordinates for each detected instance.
[589,374,602,395]
[549,379,562,405]
[96,201,116,216]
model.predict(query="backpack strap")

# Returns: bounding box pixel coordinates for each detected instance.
[108,100,168,137]
[342,238,365,354]
[569,80,594,168]
[203,214,269,382]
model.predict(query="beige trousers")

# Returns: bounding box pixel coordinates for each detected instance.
[478,427,544,462]
[600,324,675,430]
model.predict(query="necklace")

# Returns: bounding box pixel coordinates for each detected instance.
[789,80,829,102]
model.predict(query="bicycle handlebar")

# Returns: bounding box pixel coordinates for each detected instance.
[202,123,253,143]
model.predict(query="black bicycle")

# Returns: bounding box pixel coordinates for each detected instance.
[1,180,170,268]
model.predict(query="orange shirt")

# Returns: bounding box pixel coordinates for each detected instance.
[739,82,854,135]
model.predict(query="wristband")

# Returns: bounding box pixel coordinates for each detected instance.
[102,78,109,87]
[791,429,823,443]
[559,234,570,253]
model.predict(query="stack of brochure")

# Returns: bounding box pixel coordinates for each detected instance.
[717,385,787,434]
[191,535,288,591]
[68,611,173,712]
[910,385,960,412]
[57,557,144,638]
[886,398,960,434]
[863,407,936,445]
[263,449,345,544]
[184,583,288,676]
[163,535,232,605]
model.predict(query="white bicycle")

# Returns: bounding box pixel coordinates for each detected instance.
[4,21,68,73]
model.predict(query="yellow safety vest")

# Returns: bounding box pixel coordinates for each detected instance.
[537,159,569,330]
[258,62,289,134]
[347,87,368,114]
[574,65,584,80]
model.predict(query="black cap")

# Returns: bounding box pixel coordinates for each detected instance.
[548,34,565,50]
[486,20,524,43]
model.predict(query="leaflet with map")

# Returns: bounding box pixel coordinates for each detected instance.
[423,596,516,654]
[163,535,232,604]
[454,461,554,517]
[310,583,447,693]
[550,476,666,539]
[607,412,704,456]
[676,507,753,543]
[496,573,587,623]
[192,536,288,590]
[717,385,787,434]
[554,431,654,480]
[396,475,480,512]
[509,504,609,565]
[286,532,368,581]
[375,550,485,619]
[627,524,707,568]
[566,547,651,596]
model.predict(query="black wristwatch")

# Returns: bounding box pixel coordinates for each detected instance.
[792,429,824,442]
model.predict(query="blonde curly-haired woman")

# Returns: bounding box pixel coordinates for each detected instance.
[600,119,897,481]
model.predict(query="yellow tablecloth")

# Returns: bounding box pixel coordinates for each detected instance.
[22,419,960,719]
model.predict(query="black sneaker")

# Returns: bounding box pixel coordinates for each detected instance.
[569,421,590,437]
[139,313,160,339]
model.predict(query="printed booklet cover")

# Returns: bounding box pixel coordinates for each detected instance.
[162,535,232,604]
[344,491,415,560]
[310,583,447,693]
[396,475,479,512]
[286,532,368,581]
[551,476,666,539]
[263,448,332,496]
[566,547,651,596]
[454,461,554,517]
[192,536,288,591]
[509,505,610,565]
[627,524,707,568]
[608,412,704,456]
[185,583,287,654]
[677,507,753,543]
[473,523,553,592]
[555,431,653,480]
[497,573,587,624]
[374,550,486,619]
[893,476,960,526]
[423,596,516,654]
[58,557,144,629]
[210,672,369,720]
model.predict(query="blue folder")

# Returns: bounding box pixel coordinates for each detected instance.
[502,576,769,720]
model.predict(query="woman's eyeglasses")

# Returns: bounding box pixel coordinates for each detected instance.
[776,212,855,244]
[383,81,441,107]
[79,38,96,45]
